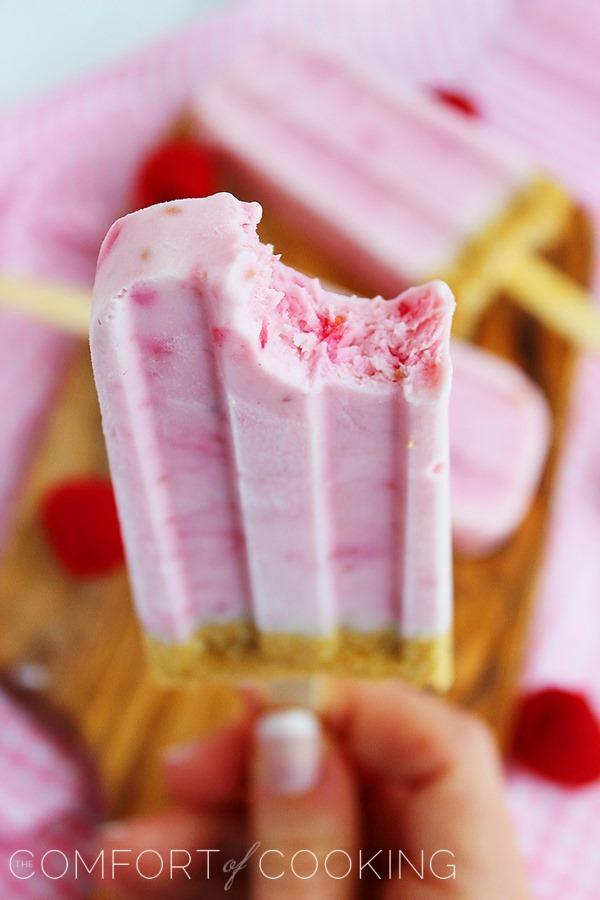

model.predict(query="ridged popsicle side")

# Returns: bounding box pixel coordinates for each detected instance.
[91,194,454,680]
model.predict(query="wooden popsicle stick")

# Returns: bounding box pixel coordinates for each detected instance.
[0,274,90,337]
[501,251,600,352]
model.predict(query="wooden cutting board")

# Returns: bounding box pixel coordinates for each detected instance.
[0,204,592,820]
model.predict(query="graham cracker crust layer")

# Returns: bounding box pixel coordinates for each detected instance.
[146,621,452,691]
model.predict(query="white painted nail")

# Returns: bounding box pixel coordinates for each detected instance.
[256,708,322,796]
[9,662,49,691]
[161,740,198,766]
[100,820,130,841]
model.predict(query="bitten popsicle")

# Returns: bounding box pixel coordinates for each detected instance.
[90,193,454,688]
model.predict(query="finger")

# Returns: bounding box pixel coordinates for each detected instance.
[250,708,359,900]
[325,681,530,900]
[96,807,244,898]
[325,679,495,785]
[163,707,255,809]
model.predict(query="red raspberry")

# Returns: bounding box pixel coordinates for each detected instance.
[432,88,480,118]
[132,137,218,210]
[40,477,124,577]
[511,687,600,787]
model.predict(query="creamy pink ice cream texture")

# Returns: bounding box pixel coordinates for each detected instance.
[90,194,454,648]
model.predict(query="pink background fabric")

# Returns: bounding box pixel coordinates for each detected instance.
[469,4,600,895]
[0,1,598,896]
[0,688,100,898]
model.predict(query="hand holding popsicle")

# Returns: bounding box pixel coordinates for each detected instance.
[98,683,531,898]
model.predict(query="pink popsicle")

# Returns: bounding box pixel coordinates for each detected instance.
[194,41,532,293]
[450,340,551,556]
[90,193,454,685]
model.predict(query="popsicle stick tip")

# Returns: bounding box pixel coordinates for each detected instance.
[0,274,90,337]
[502,252,600,353]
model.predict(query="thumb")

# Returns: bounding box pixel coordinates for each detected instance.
[250,708,358,900]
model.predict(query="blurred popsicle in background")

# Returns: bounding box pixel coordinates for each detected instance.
[451,340,550,555]
[194,41,599,349]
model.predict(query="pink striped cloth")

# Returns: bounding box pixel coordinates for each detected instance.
[467,3,600,896]
[0,686,100,898]
[0,1,598,896]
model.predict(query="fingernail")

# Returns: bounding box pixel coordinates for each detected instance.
[161,740,199,766]
[99,820,130,842]
[256,708,322,796]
